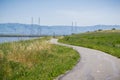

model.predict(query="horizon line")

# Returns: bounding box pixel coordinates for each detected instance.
[0,22,120,27]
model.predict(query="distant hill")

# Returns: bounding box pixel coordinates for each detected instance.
[0,23,120,35]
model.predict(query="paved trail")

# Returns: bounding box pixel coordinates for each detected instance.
[50,39,120,80]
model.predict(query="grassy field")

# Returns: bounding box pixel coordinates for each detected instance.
[59,30,120,58]
[0,37,79,80]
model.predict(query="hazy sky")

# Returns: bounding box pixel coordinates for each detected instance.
[0,0,120,26]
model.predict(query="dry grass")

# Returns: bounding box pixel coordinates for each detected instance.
[0,37,79,80]
[0,50,3,58]
[6,39,52,68]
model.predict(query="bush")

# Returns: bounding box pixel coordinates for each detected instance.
[112,28,116,30]
[98,29,102,31]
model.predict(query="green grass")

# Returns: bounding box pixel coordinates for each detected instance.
[0,37,79,80]
[59,30,120,58]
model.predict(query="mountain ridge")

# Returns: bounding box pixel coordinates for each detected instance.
[0,23,120,35]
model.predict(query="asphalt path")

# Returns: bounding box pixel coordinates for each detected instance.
[50,39,120,80]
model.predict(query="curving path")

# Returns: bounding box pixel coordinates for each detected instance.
[50,39,120,80]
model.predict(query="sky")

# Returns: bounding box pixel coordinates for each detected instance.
[0,0,120,26]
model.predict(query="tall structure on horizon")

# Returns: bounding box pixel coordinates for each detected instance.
[30,17,33,35]
[38,17,40,25]
[38,17,41,35]
[31,17,33,25]
[71,21,77,34]
[71,21,74,34]
[75,22,77,32]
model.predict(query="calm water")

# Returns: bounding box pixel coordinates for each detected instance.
[0,37,36,43]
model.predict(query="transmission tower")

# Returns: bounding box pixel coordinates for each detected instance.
[31,17,33,26]
[38,17,41,36]
[75,22,77,33]
[71,21,74,34]
[31,17,33,35]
